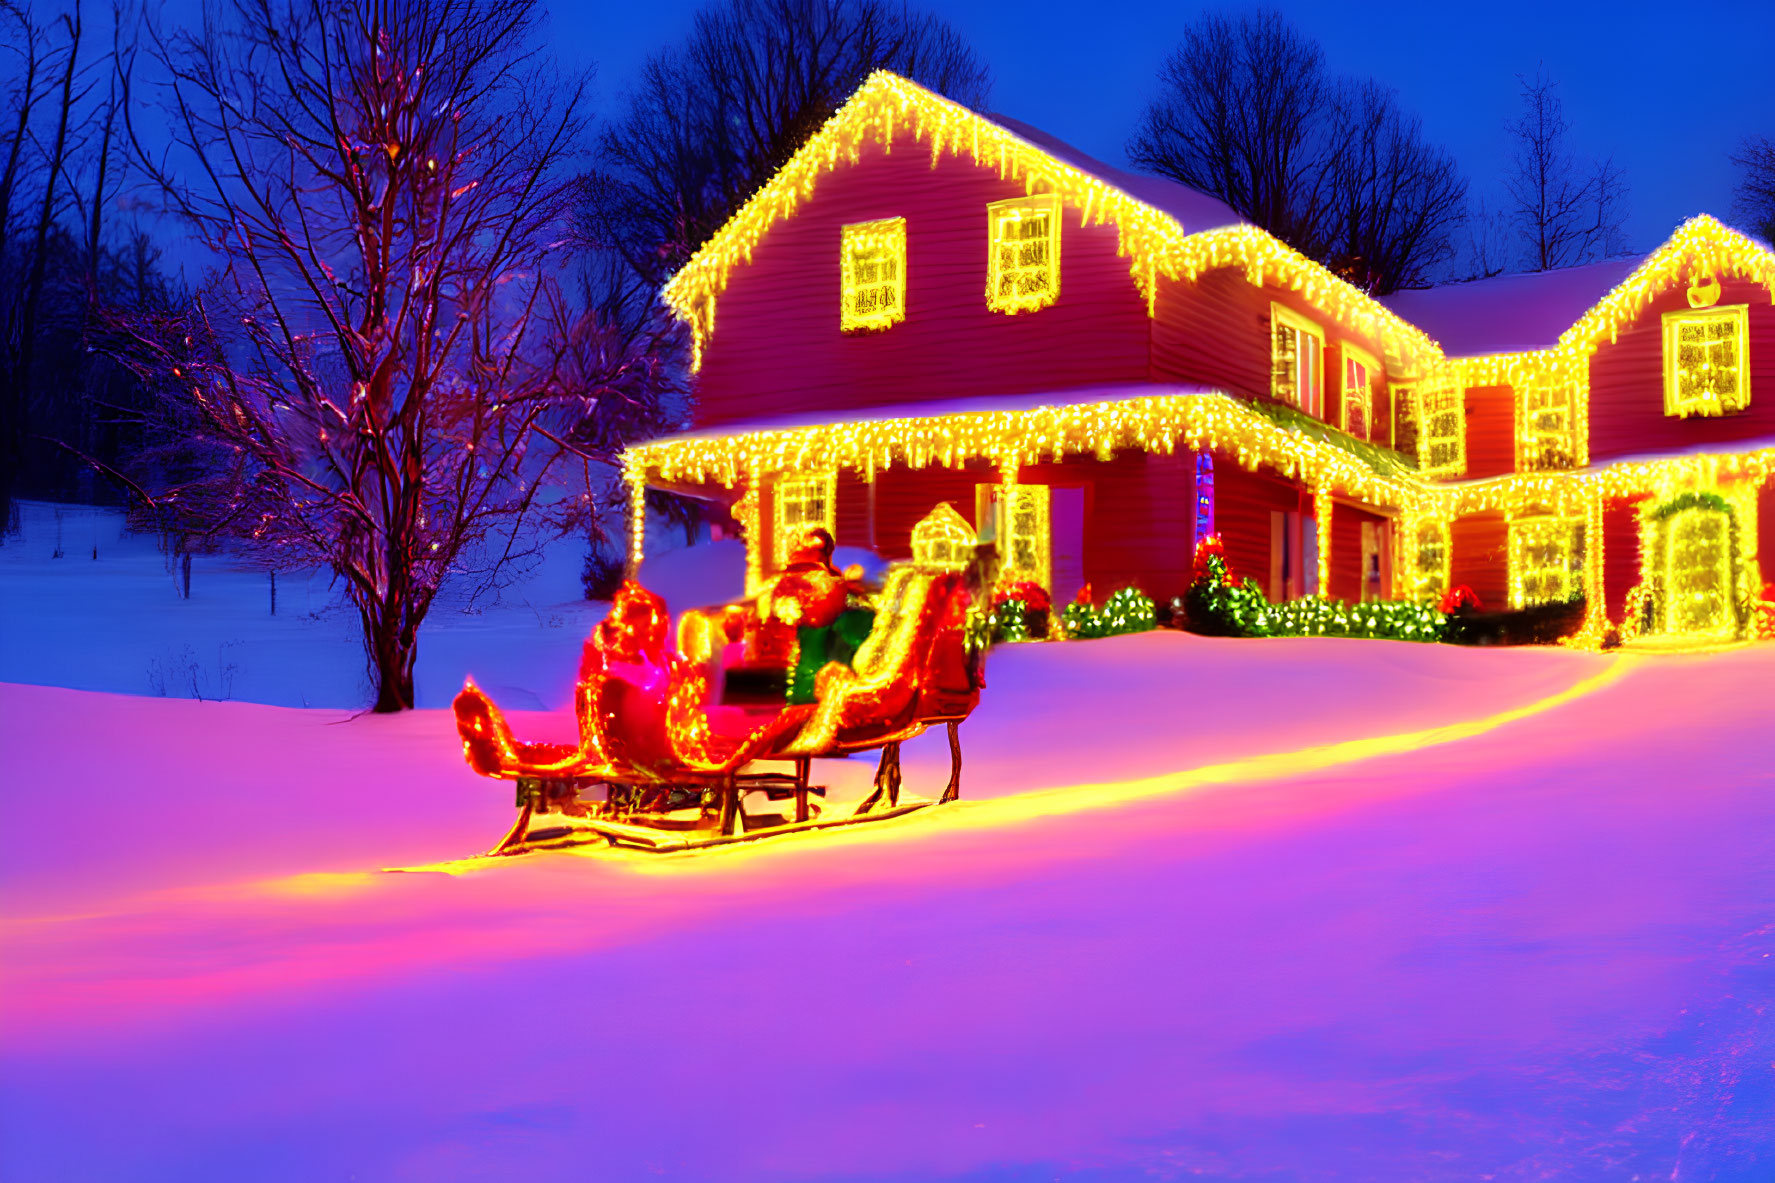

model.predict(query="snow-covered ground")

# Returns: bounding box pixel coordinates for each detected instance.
[2,503,1773,1181]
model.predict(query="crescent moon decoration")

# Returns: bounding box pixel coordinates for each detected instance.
[1688,272,1723,308]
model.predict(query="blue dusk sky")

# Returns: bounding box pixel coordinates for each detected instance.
[566,0,1775,257]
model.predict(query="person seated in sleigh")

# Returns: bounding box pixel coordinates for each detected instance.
[678,526,879,707]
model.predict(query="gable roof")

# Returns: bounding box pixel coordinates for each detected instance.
[986,115,1246,237]
[1383,258,1644,356]
[1384,217,1775,362]
[660,71,1440,372]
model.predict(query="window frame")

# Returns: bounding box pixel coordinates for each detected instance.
[1409,518,1450,601]
[1270,304,1325,418]
[1507,513,1586,609]
[839,217,908,333]
[1662,304,1750,418]
[977,482,1052,591]
[985,194,1061,315]
[1416,378,1467,479]
[1516,377,1577,471]
[1340,342,1378,440]
[1389,383,1417,455]
[771,471,838,568]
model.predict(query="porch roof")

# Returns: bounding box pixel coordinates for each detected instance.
[644,383,1223,446]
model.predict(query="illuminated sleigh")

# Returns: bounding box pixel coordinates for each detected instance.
[452,506,991,853]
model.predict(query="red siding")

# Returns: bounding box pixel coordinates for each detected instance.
[1761,481,1775,593]
[1602,496,1649,621]
[1450,513,1508,610]
[692,136,1152,428]
[1464,384,1515,479]
[1213,460,1309,593]
[1018,450,1196,604]
[1328,500,1388,604]
[1587,277,1775,464]
[1151,268,1269,397]
[835,471,872,550]
[871,459,997,561]
[1151,270,1394,431]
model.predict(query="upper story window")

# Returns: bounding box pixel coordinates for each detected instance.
[1663,304,1749,417]
[986,195,1060,314]
[1518,378,1576,471]
[773,471,837,567]
[1390,384,1418,456]
[1416,378,1466,478]
[1341,344,1377,440]
[840,217,907,332]
[1270,304,1324,417]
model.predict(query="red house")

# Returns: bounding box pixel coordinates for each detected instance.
[624,71,1775,644]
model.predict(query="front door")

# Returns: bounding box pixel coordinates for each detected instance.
[1661,504,1736,637]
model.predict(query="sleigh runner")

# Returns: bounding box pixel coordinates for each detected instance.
[452,507,992,853]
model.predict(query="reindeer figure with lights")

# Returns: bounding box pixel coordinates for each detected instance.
[453,505,994,852]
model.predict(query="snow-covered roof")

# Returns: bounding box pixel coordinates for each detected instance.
[988,116,1246,237]
[1381,259,1644,356]
[648,383,1226,445]
[661,72,1441,374]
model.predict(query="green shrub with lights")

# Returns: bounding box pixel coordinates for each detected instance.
[1183,535,1448,643]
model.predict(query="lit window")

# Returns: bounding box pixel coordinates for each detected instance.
[1389,385,1417,455]
[840,217,907,332]
[772,471,837,567]
[1663,305,1750,417]
[1271,305,1324,417]
[981,483,1051,590]
[1518,379,1576,471]
[1341,345,1376,439]
[1410,519,1449,600]
[986,195,1060,314]
[1508,515,1585,608]
[1416,378,1466,478]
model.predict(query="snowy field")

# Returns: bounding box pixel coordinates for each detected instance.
[3,503,1774,1180]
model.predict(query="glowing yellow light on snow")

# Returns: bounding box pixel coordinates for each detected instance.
[400,656,1631,878]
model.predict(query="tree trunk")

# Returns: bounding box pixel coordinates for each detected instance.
[365,612,418,713]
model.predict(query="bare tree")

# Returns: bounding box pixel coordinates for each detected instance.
[1128,11,1332,261]
[0,0,152,521]
[1729,134,1775,244]
[1502,69,1628,271]
[593,0,991,289]
[1459,195,1513,281]
[1,0,83,521]
[1321,80,1467,292]
[1127,9,1465,295]
[106,0,656,711]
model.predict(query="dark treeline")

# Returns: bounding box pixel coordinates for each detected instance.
[0,1,178,522]
[1127,10,1637,294]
